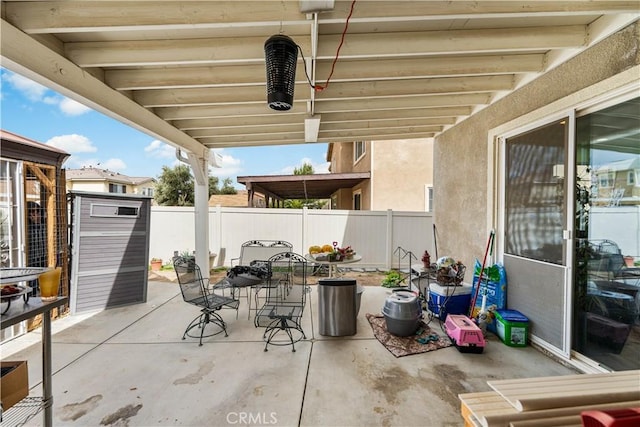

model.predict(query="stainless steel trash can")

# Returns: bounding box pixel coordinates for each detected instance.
[318,278,357,336]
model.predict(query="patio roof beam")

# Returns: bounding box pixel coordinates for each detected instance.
[188,124,304,139]
[318,126,442,139]
[197,133,307,146]
[105,64,307,90]
[177,115,458,132]
[318,121,447,132]
[315,26,586,59]
[0,18,208,158]
[319,109,468,122]
[63,26,583,68]
[137,76,512,108]
[175,114,316,131]
[158,103,309,120]
[65,36,312,67]
[190,122,444,139]
[3,1,306,33]
[104,53,545,90]
[198,130,442,148]
[8,2,638,34]
[157,94,488,120]
[198,134,438,149]
[322,1,640,20]
[314,75,515,100]
[134,84,311,108]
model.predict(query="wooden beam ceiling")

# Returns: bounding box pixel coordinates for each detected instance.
[1,1,637,152]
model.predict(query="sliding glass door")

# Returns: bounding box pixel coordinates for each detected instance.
[502,118,571,354]
[573,96,640,371]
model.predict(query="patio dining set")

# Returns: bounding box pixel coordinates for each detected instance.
[173,240,311,351]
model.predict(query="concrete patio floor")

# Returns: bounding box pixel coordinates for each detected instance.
[1,280,578,427]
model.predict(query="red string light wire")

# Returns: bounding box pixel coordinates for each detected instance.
[299,0,357,92]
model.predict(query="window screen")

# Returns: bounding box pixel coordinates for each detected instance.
[505,118,568,265]
[91,204,139,217]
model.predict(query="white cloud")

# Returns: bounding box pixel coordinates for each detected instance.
[43,96,58,105]
[279,157,330,175]
[63,156,126,171]
[144,140,176,159]
[46,134,97,153]
[209,150,242,177]
[3,72,48,101]
[59,97,91,116]
[102,158,127,170]
[3,70,91,116]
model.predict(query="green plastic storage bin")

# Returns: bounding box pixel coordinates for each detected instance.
[495,309,529,347]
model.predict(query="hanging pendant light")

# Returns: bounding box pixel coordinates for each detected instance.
[264,34,298,111]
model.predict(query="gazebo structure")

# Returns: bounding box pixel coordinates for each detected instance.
[0,130,70,334]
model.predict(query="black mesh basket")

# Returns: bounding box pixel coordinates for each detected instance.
[436,263,466,285]
[264,34,298,111]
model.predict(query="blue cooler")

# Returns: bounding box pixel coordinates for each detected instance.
[428,282,472,318]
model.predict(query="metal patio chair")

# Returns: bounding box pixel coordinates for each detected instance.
[254,252,309,352]
[173,256,240,345]
[230,240,293,319]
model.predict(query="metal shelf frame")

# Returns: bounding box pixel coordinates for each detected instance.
[1,295,68,427]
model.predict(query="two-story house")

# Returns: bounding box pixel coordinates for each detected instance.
[66,167,156,199]
[327,138,434,211]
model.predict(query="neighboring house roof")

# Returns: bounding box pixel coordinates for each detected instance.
[209,190,262,207]
[596,158,640,173]
[237,172,370,200]
[129,176,156,185]
[66,167,155,185]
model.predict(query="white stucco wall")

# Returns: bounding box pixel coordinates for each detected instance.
[371,138,434,212]
[434,22,640,269]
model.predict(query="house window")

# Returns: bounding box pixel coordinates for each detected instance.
[353,191,361,210]
[354,141,365,162]
[425,185,433,212]
[142,187,154,197]
[628,171,635,186]
[109,183,126,194]
[598,172,615,188]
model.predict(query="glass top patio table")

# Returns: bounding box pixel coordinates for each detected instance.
[1,267,51,284]
[305,254,362,278]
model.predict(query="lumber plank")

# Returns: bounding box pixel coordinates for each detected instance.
[460,391,519,427]
[508,414,582,427]
[482,399,640,427]
[487,370,640,411]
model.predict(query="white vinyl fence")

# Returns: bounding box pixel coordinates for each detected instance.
[150,206,435,270]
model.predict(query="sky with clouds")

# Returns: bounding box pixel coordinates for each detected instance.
[1,68,330,188]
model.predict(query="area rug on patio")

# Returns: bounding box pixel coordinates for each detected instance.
[366,313,452,358]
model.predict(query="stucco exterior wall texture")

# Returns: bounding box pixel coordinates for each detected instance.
[434,21,640,268]
[372,139,433,211]
[329,141,374,209]
[330,141,356,173]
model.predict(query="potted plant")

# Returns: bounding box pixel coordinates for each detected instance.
[381,270,405,288]
[150,258,163,271]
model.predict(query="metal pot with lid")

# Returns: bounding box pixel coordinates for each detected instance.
[382,291,422,336]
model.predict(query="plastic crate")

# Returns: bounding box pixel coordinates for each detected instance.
[495,309,529,347]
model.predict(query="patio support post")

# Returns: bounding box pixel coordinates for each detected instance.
[187,151,210,274]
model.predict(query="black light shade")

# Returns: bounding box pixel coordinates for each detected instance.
[264,34,298,111]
